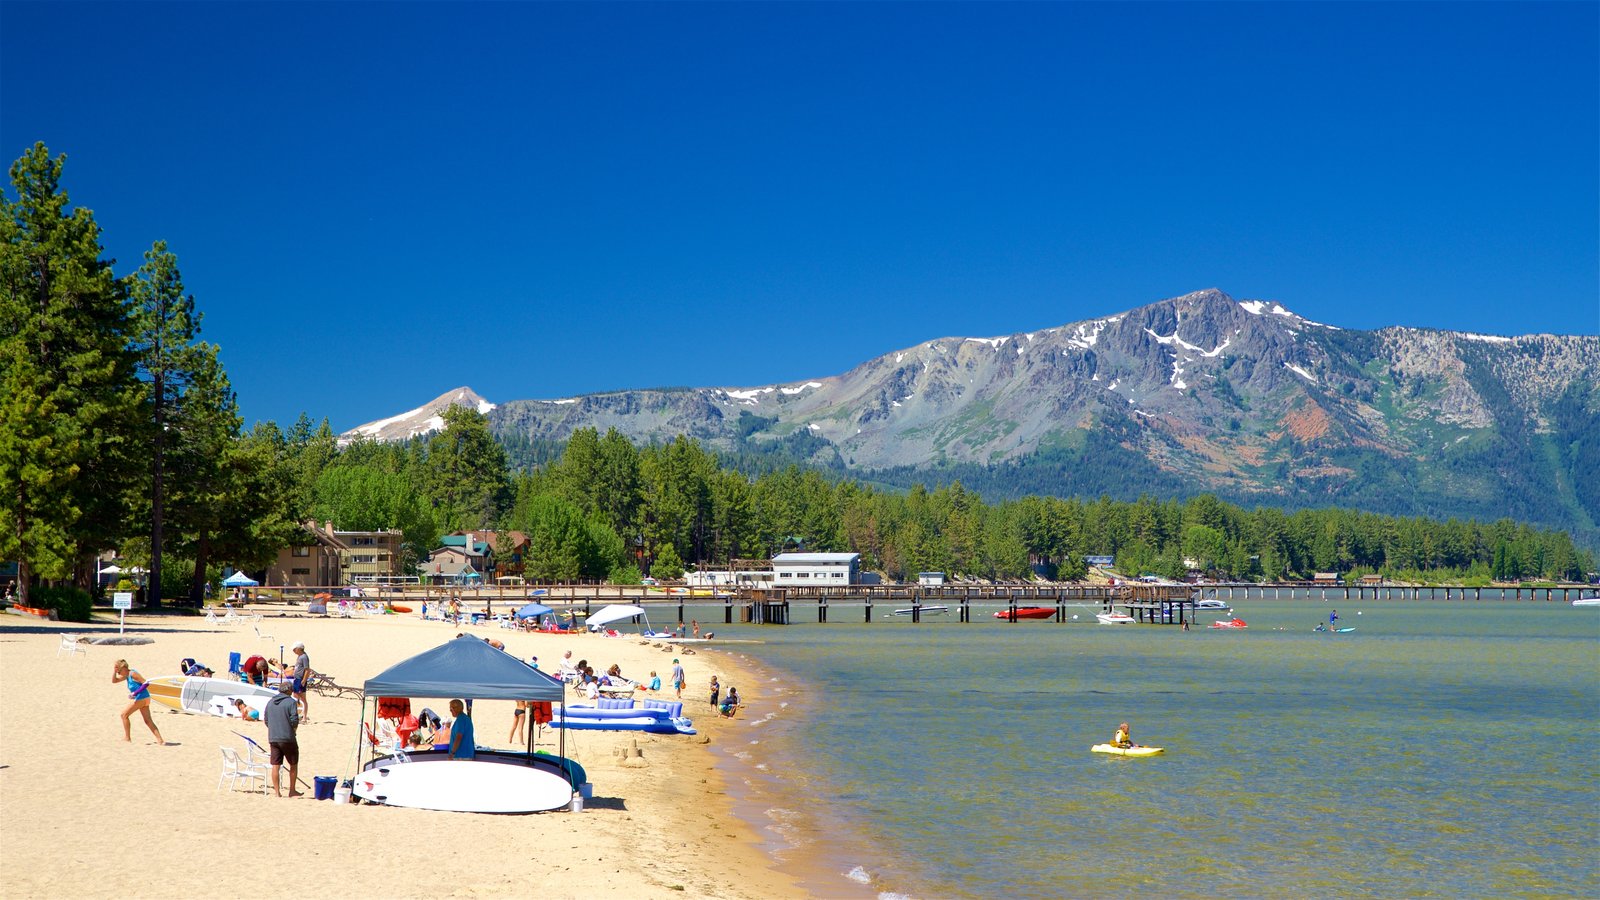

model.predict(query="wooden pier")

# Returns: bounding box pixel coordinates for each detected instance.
[240,580,1591,627]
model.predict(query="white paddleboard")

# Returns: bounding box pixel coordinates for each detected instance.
[146,677,278,717]
[353,759,573,813]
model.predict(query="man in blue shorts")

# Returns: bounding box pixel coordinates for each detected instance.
[289,640,312,721]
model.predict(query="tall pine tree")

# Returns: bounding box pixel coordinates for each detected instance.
[0,144,141,603]
[127,240,202,605]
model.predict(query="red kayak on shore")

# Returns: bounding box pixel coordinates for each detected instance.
[993,607,1055,621]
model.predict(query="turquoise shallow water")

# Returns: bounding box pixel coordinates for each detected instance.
[700,599,1599,898]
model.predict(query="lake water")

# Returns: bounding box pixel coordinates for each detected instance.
[689,597,1599,898]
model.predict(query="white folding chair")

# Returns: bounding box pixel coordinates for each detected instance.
[57,634,87,658]
[218,746,267,792]
[252,623,274,641]
[204,610,222,626]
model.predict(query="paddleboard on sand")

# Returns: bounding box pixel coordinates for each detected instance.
[353,759,573,813]
[1091,743,1165,758]
[146,676,278,717]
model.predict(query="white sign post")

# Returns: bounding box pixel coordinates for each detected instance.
[113,592,133,634]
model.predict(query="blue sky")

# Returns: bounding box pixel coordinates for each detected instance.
[3,1,1595,431]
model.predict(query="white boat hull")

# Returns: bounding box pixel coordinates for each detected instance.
[1096,613,1135,625]
[353,758,573,813]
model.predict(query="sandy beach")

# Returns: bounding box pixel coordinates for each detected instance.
[0,607,817,900]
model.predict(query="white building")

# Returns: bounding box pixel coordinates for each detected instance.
[771,552,860,586]
[918,571,946,586]
[685,569,774,588]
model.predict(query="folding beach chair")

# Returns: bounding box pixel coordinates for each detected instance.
[228,652,243,678]
[57,634,87,658]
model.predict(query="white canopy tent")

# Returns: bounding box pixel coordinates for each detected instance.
[586,603,650,632]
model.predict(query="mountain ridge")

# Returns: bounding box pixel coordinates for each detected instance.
[342,289,1600,543]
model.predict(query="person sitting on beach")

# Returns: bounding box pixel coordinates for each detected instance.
[232,698,261,721]
[646,671,661,692]
[430,717,453,751]
[187,661,214,677]
[1113,722,1134,749]
[719,687,739,717]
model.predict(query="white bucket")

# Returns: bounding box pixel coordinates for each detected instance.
[333,787,352,805]
[569,795,583,813]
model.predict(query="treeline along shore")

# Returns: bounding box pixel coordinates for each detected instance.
[3,142,1593,621]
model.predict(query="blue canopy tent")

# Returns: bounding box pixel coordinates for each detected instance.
[514,602,553,620]
[359,636,570,783]
[222,571,258,587]
[364,635,564,701]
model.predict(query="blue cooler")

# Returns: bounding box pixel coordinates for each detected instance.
[313,776,337,800]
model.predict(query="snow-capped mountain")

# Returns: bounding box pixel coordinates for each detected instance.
[340,386,495,444]
[345,290,1600,542]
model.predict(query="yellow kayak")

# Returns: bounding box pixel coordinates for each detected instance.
[1091,743,1165,757]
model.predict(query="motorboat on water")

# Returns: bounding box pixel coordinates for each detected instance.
[1194,598,1232,611]
[1096,612,1136,625]
[1572,594,1600,607]
[994,606,1056,621]
[891,605,950,617]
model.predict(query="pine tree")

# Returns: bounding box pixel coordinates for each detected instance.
[0,144,141,604]
[127,240,202,605]
[422,406,509,530]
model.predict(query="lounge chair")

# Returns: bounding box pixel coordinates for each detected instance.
[304,672,363,700]
[57,634,87,658]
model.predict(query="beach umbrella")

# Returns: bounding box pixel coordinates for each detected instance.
[515,602,553,620]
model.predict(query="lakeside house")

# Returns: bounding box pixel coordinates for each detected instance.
[421,530,526,583]
[334,527,405,582]
[267,521,346,586]
[772,552,862,586]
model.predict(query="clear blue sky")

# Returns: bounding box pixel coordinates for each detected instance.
[3,1,1595,431]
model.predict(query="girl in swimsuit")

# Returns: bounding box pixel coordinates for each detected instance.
[112,659,165,744]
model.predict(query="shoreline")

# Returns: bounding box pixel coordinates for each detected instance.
[0,609,815,899]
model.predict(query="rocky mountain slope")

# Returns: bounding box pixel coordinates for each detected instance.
[347,289,1600,542]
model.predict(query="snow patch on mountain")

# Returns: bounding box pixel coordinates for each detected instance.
[1457,332,1514,344]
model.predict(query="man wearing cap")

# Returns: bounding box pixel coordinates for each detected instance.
[264,681,302,797]
[289,640,313,721]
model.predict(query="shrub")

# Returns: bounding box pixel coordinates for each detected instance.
[31,585,93,623]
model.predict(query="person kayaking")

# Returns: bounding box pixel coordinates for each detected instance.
[1113,722,1134,749]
